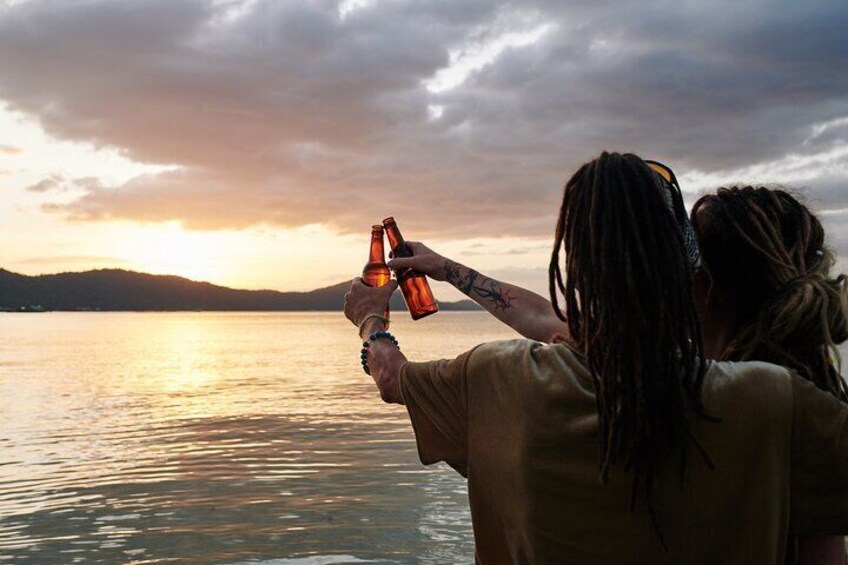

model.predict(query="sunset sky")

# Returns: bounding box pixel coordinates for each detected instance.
[1,0,847,299]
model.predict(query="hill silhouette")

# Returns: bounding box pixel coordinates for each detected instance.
[0,268,481,312]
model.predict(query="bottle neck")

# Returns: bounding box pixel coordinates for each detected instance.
[369,232,386,263]
[384,224,405,254]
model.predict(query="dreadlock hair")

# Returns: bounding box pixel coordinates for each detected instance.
[548,152,711,541]
[691,186,848,402]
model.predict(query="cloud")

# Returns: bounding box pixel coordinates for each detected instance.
[681,142,848,208]
[483,266,549,296]
[25,174,102,193]
[821,209,848,270]
[0,0,846,240]
[11,255,128,267]
[26,174,64,192]
[0,144,22,155]
[463,241,551,256]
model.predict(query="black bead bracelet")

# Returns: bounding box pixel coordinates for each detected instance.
[360,331,399,375]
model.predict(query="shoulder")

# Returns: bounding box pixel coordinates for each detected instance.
[466,338,540,359]
[464,339,563,369]
[707,359,793,391]
[457,339,541,379]
[463,339,588,386]
[702,359,795,422]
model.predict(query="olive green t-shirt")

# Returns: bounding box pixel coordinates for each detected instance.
[399,339,848,565]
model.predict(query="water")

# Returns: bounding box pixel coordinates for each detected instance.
[0,312,518,564]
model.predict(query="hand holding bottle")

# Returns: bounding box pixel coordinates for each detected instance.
[344,278,398,329]
[387,241,449,282]
[383,217,439,320]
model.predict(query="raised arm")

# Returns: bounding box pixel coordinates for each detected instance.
[387,242,571,344]
[345,277,471,476]
[343,278,406,404]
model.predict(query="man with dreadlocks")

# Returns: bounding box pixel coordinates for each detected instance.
[343,152,848,563]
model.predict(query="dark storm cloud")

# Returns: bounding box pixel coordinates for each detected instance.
[821,210,848,269]
[435,0,848,172]
[795,177,848,212]
[0,0,846,238]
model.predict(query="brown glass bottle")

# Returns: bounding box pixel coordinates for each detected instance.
[362,225,391,320]
[382,217,438,320]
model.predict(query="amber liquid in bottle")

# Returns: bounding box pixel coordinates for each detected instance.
[382,217,438,320]
[362,225,392,320]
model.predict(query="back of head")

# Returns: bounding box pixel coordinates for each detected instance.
[691,186,848,401]
[549,152,709,533]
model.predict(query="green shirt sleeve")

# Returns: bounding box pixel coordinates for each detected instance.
[399,345,482,477]
[789,374,848,534]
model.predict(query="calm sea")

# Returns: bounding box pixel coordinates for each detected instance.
[0,312,518,564]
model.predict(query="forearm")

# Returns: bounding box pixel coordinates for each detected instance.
[443,259,567,342]
[360,318,407,404]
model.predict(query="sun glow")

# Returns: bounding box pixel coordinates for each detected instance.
[128,223,232,283]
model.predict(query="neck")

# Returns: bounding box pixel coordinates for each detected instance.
[701,302,737,360]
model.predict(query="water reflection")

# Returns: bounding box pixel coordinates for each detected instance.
[0,312,517,564]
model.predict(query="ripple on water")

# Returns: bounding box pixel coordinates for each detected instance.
[0,312,513,564]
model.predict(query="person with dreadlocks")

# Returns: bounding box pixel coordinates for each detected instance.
[343,152,848,563]
[691,187,848,565]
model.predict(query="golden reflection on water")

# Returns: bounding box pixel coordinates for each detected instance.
[161,334,218,393]
[0,312,517,564]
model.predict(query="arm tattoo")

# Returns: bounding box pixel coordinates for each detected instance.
[444,260,515,311]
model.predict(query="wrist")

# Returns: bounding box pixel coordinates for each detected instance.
[443,259,465,286]
[359,316,387,338]
[435,258,450,281]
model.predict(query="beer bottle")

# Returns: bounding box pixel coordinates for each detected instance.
[362,224,392,320]
[382,216,438,320]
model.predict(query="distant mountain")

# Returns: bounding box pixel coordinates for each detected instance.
[0,268,482,312]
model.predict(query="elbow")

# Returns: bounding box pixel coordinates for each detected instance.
[378,386,395,404]
[376,373,403,404]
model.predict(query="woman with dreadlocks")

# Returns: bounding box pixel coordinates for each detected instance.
[343,152,848,563]
[691,187,848,565]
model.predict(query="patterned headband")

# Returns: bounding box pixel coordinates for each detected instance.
[645,160,702,271]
